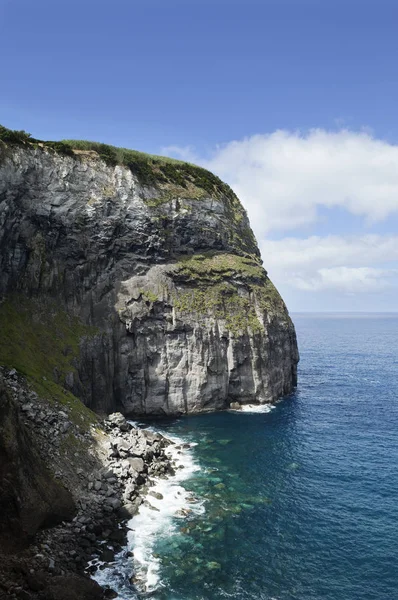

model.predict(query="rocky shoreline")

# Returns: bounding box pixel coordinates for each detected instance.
[0,368,179,600]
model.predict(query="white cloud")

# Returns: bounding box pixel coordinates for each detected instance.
[201,129,398,236]
[292,267,397,293]
[260,235,398,271]
[260,235,398,295]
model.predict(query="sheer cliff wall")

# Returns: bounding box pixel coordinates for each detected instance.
[0,136,298,415]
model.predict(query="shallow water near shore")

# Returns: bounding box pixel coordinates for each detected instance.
[96,313,398,600]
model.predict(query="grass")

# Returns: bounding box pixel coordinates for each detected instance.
[172,283,263,334]
[0,123,237,198]
[169,252,287,335]
[0,123,259,256]
[140,289,159,303]
[0,295,99,428]
[0,125,31,144]
[174,252,266,283]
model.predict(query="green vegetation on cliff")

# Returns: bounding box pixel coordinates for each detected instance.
[0,123,259,258]
[0,296,98,427]
[175,252,266,283]
[170,253,287,335]
[0,124,234,199]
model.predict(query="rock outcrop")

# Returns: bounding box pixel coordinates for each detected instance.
[0,368,178,599]
[0,129,298,416]
[0,378,76,553]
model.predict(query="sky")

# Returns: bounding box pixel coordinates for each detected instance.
[1,0,398,312]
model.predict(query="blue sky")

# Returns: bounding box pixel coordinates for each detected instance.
[1,0,398,311]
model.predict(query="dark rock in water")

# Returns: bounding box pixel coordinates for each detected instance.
[149,491,164,500]
[145,502,160,512]
[0,138,298,417]
[99,548,115,563]
[103,588,118,599]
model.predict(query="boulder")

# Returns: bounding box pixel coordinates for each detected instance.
[106,413,130,432]
[126,457,145,474]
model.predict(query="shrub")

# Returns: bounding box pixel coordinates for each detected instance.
[44,141,75,157]
[0,125,31,144]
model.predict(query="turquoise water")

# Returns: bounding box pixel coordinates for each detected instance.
[151,314,398,600]
[98,313,398,599]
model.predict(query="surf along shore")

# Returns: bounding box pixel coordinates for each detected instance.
[0,368,187,600]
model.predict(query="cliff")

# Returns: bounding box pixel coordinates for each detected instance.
[0,378,76,553]
[0,368,177,599]
[0,126,298,416]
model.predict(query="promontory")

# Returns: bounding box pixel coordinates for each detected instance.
[0,125,299,417]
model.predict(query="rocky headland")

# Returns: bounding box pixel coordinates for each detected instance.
[0,125,299,598]
[0,125,298,417]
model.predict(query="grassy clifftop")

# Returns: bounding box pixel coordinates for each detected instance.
[0,125,259,256]
[0,123,260,258]
[0,124,235,200]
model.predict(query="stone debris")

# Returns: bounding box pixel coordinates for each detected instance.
[0,367,176,600]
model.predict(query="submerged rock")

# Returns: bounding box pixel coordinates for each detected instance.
[206,561,221,570]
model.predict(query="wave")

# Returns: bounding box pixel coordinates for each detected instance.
[228,403,275,414]
[93,428,204,597]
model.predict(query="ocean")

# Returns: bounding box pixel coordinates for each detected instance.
[95,313,398,600]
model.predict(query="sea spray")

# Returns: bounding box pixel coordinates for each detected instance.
[93,315,398,600]
[94,413,278,599]
[93,429,203,597]
[228,403,275,414]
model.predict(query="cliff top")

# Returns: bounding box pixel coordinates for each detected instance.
[0,123,260,258]
[0,123,234,200]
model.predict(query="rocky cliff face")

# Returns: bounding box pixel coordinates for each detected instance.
[0,134,298,416]
[0,378,76,552]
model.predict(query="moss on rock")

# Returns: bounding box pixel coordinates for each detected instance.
[169,253,287,336]
[173,252,266,283]
[0,296,98,428]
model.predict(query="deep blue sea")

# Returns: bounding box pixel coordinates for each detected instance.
[97,314,398,600]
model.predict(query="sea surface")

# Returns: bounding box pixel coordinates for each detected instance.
[96,313,398,600]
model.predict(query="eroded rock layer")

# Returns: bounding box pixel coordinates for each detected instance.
[0,138,298,415]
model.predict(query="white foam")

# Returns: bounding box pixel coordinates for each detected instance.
[93,428,203,596]
[229,403,275,414]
